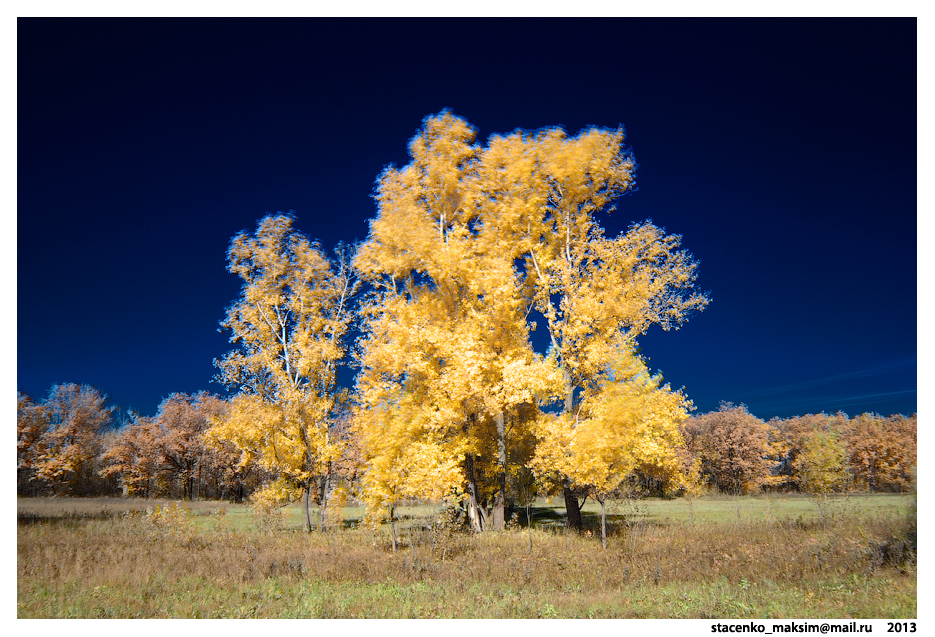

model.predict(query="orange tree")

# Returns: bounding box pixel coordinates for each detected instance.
[681,402,780,495]
[845,412,916,492]
[22,383,114,495]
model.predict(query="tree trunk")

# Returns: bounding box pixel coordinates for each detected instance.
[491,411,507,531]
[390,504,398,553]
[561,372,583,530]
[465,454,487,533]
[599,495,607,550]
[317,473,331,531]
[563,368,574,414]
[303,480,314,533]
[563,480,582,531]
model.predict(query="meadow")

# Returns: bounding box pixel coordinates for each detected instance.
[17,493,916,618]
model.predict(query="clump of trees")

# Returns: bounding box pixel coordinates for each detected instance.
[17,381,918,513]
[99,392,264,501]
[842,412,916,492]
[17,113,917,541]
[678,407,917,498]
[18,387,267,501]
[349,112,708,535]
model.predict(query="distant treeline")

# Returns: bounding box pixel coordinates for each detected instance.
[17,384,268,500]
[679,402,916,496]
[17,384,916,501]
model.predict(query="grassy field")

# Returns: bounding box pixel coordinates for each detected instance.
[17,493,916,618]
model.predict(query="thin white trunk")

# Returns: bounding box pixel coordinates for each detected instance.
[600,496,607,550]
[492,411,507,531]
[390,504,398,553]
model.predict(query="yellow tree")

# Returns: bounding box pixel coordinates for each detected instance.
[197,395,267,502]
[354,112,561,531]
[355,113,708,531]
[354,282,516,532]
[480,126,710,528]
[529,340,691,547]
[793,428,848,524]
[209,214,358,531]
[354,390,463,549]
[772,412,849,487]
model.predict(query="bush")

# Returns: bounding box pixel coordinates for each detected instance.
[144,501,195,544]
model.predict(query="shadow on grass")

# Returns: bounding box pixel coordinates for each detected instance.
[17,511,121,526]
[288,502,659,536]
[516,506,648,534]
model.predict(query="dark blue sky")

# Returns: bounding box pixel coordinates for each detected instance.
[17,18,917,420]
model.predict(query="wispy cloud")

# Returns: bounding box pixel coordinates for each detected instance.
[749,389,917,417]
[743,356,916,400]
[732,356,916,417]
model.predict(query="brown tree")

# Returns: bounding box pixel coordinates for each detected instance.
[17,392,51,495]
[100,392,240,499]
[681,402,779,494]
[845,412,916,492]
[28,383,114,495]
[99,414,166,497]
[154,392,228,499]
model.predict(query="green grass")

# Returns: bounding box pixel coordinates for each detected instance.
[577,492,911,526]
[18,493,916,618]
[18,572,916,619]
[271,491,912,538]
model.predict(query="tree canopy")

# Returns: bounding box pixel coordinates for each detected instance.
[208,214,359,531]
[353,111,709,531]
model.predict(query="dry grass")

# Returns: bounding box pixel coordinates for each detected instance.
[17,497,230,517]
[17,494,916,618]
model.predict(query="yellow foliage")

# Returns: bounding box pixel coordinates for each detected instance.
[210,215,358,521]
[681,456,707,499]
[250,475,304,509]
[354,396,465,525]
[354,113,565,516]
[353,112,708,520]
[530,340,691,497]
[794,429,848,496]
[144,502,195,544]
[327,484,349,516]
